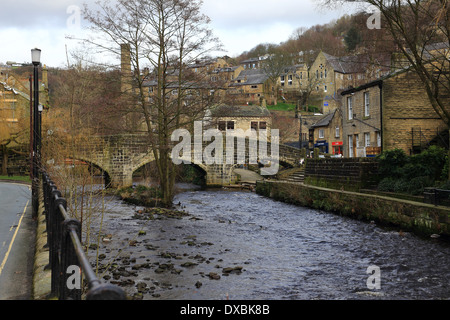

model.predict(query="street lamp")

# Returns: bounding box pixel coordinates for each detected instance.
[31,48,41,219]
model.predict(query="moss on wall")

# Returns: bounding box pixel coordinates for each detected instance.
[256,181,450,238]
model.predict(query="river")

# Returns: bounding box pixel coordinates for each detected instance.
[84,186,450,300]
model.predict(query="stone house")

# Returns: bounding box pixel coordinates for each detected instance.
[278,64,309,100]
[341,81,382,158]
[308,109,343,156]
[0,77,30,135]
[206,104,272,140]
[188,57,229,75]
[341,67,449,158]
[309,51,390,113]
[209,65,244,85]
[239,55,270,70]
[227,69,273,105]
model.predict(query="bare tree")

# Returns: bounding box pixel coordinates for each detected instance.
[82,0,222,206]
[261,48,293,105]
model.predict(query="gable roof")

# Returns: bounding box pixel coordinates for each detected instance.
[311,109,337,128]
[321,52,390,75]
[229,69,269,86]
[322,52,369,74]
[209,104,271,118]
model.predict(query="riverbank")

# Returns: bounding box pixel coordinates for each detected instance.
[256,180,450,239]
[31,186,450,300]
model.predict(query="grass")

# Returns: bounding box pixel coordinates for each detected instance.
[267,103,321,113]
[0,175,31,183]
[267,103,296,111]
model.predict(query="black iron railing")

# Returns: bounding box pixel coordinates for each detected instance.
[41,171,126,300]
[424,187,450,207]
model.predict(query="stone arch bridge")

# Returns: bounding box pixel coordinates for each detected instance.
[71,134,302,187]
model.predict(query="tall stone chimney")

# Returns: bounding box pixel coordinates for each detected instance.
[120,43,132,94]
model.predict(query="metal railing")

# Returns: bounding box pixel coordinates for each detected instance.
[424,187,450,207]
[41,170,126,300]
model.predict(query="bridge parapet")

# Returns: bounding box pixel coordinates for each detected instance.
[71,134,302,187]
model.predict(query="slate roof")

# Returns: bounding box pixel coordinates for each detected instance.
[322,53,370,74]
[229,69,269,86]
[310,109,337,128]
[209,104,271,118]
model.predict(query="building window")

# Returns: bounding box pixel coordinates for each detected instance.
[288,75,293,85]
[324,85,327,92]
[325,69,327,78]
[259,121,267,130]
[251,85,258,89]
[365,132,371,147]
[348,135,354,158]
[218,121,226,131]
[316,70,319,79]
[376,131,381,147]
[319,129,325,139]
[227,121,235,130]
[364,92,370,117]
[280,75,285,86]
[335,126,340,138]
[251,121,258,131]
[355,134,360,148]
[347,96,353,120]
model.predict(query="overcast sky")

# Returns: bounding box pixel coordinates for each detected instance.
[0,0,360,68]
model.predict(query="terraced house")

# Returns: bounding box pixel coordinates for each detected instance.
[227,68,272,105]
[278,64,309,100]
[341,67,449,158]
[310,51,390,113]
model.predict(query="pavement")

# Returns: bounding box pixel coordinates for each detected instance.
[0,182,36,300]
[233,168,264,184]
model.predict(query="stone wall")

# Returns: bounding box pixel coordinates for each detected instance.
[256,180,450,238]
[0,145,30,176]
[305,157,379,191]
[382,70,447,154]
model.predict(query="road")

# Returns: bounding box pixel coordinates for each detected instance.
[0,182,35,300]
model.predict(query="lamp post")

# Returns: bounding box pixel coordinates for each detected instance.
[31,48,41,219]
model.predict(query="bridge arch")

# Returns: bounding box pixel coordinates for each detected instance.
[72,134,303,188]
[64,157,112,188]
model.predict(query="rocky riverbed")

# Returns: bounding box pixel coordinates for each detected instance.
[86,193,252,300]
[85,188,450,300]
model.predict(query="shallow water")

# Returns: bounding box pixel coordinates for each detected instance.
[86,188,450,300]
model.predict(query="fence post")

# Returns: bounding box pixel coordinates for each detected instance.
[40,169,127,300]
[60,218,82,300]
[48,188,61,298]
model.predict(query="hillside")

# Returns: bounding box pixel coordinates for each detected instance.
[235,11,396,67]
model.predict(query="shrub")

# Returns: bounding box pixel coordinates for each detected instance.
[377,146,448,195]
[406,176,433,195]
[408,146,447,180]
[377,149,408,178]
[377,177,397,192]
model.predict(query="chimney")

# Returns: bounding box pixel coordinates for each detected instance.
[42,64,48,89]
[121,43,132,94]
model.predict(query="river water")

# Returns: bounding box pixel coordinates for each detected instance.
[85,186,450,300]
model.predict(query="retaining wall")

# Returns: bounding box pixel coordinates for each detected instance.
[305,158,380,191]
[256,180,450,238]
